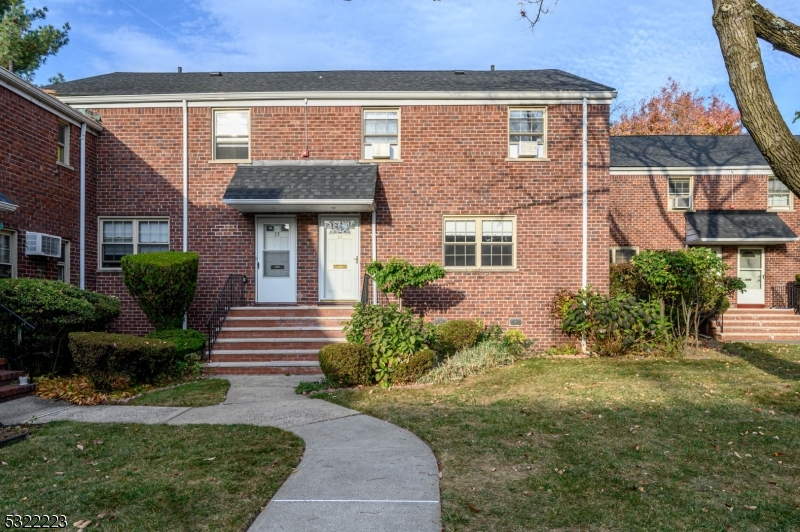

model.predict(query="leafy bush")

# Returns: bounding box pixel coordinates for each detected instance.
[557,288,669,357]
[344,303,432,386]
[0,279,121,375]
[366,258,445,309]
[502,329,534,358]
[69,332,177,391]
[317,343,373,388]
[393,348,436,384]
[419,340,519,385]
[435,319,482,358]
[121,251,199,331]
[146,328,206,357]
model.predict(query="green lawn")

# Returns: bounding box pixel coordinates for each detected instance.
[0,421,303,531]
[127,379,230,407]
[320,343,800,531]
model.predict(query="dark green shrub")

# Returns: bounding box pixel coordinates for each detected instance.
[344,303,433,386]
[393,348,436,384]
[0,279,121,376]
[366,258,445,309]
[318,343,373,387]
[146,328,206,358]
[435,319,482,358]
[121,251,199,331]
[69,332,177,391]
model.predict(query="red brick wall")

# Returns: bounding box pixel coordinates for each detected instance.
[0,84,97,290]
[89,103,610,344]
[610,173,800,307]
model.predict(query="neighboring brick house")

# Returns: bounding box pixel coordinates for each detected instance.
[610,135,800,309]
[0,67,102,289]
[40,69,615,345]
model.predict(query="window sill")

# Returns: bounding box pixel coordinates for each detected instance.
[359,159,404,164]
[208,159,252,164]
[767,207,794,213]
[97,268,122,273]
[444,267,519,273]
[667,209,695,213]
[56,161,74,170]
[505,157,550,163]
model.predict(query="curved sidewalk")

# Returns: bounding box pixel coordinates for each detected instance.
[0,376,441,532]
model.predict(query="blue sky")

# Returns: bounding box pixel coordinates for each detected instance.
[34,0,800,132]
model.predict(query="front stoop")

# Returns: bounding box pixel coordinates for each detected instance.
[203,306,352,375]
[0,358,35,404]
[711,308,800,342]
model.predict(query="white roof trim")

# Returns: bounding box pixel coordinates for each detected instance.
[611,166,773,176]
[0,201,19,212]
[0,67,102,133]
[223,198,375,213]
[55,90,617,108]
[687,237,799,245]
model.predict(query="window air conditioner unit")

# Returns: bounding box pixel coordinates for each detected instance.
[371,143,391,159]
[672,196,692,210]
[26,232,61,258]
[518,141,540,158]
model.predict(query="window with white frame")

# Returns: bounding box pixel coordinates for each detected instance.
[668,177,693,210]
[443,216,515,269]
[509,108,546,158]
[768,177,792,210]
[57,241,70,283]
[100,219,169,269]
[213,109,250,161]
[57,122,70,165]
[0,230,15,278]
[610,247,638,264]
[363,109,400,160]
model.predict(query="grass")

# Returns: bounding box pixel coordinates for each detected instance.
[320,342,800,531]
[127,379,230,407]
[0,421,303,531]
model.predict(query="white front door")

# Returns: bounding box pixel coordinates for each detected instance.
[319,216,360,301]
[256,217,297,303]
[738,247,764,305]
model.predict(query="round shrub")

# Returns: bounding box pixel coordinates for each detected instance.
[121,251,199,331]
[435,319,482,358]
[146,328,206,358]
[393,348,436,384]
[318,343,373,387]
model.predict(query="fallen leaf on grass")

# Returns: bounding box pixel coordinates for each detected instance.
[73,520,92,529]
[775,452,783,457]
[204,457,216,461]
[467,503,480,513]
[54,472,64,476]
[744,505,757,510]
[635,445,640,451]
[77,444,84,451]
[0,462,7,466]
[725,504,733,512]
[93,440,103,445]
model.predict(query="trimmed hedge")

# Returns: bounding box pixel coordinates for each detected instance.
[393,348,436,384]
[70,332,177,391]
[121,251,199,331]
[146,328,206,358]
[435,319,482,358]
[318,343,373,387]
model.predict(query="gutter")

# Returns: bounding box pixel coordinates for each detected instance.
[610,165,773,176]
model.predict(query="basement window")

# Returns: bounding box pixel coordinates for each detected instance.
[610,247,638,264]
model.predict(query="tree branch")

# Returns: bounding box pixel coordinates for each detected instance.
[518,0,558,30]
[711,0,800,196]
[752,2,800,59]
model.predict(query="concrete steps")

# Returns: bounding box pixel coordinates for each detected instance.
[711,308,800,342]
[0,358,35,404]
[204,306,353,375]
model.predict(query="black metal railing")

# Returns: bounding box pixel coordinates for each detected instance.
[1,304,36,371]
[205,274,248,359]
[360,273,391,306]
[771,282,799,312]
[1,304,35,331]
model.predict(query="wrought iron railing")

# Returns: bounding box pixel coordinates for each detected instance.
[771,282,799,312]
[0,304,36,371]
[360,273,391,306]
[205,274,248,358]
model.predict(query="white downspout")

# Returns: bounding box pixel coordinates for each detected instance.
[79,123,87,289]
[371,209,377,305]
[581,98,588,352]
[182,100,189,329]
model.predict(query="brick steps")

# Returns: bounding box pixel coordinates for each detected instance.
[712,308,800,342]
[0,358,35,404]
[204,306,354,375]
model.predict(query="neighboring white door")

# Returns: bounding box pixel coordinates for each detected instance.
[738,247,764,305]
[319,216,360,301]
[256,217,297,303]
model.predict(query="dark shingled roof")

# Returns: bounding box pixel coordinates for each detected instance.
[223,163,377,202]
[611,135,800,168]
[686,210,798,243]
[0,190,16,207]
[46,70,615,97]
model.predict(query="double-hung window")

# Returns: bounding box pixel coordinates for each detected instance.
[213,109,250,161]
[363,109,400,160]
[57,123,70,165]
[768,177,792,210]
[610,247,638,264]
[509,108,546,158]
[443,216,515,269]
[57,241,70,283]
[100,218,169,269]
[668,177,693,210]
[0,230,15,278]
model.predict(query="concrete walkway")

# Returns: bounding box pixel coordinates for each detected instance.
[0,376,441,532]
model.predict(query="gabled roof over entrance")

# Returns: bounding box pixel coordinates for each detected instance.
[222,161,377,213]
[685,210,799,246]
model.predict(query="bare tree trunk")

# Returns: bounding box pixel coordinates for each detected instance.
[711,0,800,196]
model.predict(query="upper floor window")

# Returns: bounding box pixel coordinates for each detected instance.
[0,230,15,278]
[213,110,250,161]
[363,109,400,160]
[100,218,169,269]
[768,177,792,210]
[610,246,638,264]
[57,123,70,165]
[443,216,515,269]
[508,108,546,159]
[668,177,693,210]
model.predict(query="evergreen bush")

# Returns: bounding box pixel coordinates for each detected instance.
[393,348,436,384]
[146,328,206,358]
[317,343,373,387]
[435,319,482,358]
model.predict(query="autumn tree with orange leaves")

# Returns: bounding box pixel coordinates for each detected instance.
[611,79,742,136]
